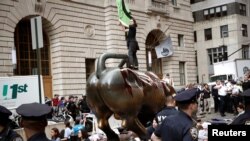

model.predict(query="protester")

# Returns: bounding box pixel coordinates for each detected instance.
[16,102,52,141]
[233,103,245,119]
[0,105,23,141]
[122,17,139,70]
[231,89,250,125]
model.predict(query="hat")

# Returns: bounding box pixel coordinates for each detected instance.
[0,105,12,120]
[240,89,250,97]
[0,105,12,126]
[16,102,52,121]
[174,88,199,103]
[231,81,236,85]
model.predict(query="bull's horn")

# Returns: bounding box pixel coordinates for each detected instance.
[96,53,128,79]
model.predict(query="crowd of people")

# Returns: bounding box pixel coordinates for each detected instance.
[1,70,249,141]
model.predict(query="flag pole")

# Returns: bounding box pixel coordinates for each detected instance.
[151,22,173,48]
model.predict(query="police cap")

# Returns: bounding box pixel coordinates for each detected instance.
[16,102,52,121]
[0,105,12,120]
[174,88,199,103]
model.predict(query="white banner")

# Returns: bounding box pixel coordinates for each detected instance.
[155,37,173,58]
[0,75,44,110]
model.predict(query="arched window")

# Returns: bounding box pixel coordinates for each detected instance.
[14,19,50,76]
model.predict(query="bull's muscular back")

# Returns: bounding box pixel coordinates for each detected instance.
[87,67,170,119]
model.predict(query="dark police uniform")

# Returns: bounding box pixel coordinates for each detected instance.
[153,88,199,141]
[231,89,250,125]
[0,105,23,141]
[155,106,179,125]
[16,102,52,141]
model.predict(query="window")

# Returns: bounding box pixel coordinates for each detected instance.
[239,3,246,16]
[220,25,228,38]
[14,20,50,76]
[215,7,221,17]
[172,0,177,6]
[192,13,196,22]
[207,46,228,64]
[194,31,197,42]
[222,5,227,16]
[242,24,248,37]
[179,62,185,85]
[242,45,249,59]
[178,34,184,47]
[191,0,205,4]
[204,9,209,20]
[209,8,215,18]
[204,28,212,40]
[86,59,96,80]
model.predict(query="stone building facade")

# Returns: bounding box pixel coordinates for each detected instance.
[0,0,196,97]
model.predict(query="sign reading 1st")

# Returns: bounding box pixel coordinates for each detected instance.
[2,84,28,99]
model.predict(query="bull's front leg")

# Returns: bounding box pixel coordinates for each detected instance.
[125,116,147,141]
[97,117,120,141]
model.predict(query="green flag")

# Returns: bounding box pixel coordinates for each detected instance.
[116,0,132,27]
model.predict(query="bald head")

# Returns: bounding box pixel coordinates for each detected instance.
[165,95,176,107]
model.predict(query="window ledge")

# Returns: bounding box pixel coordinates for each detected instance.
[173,5,180,9]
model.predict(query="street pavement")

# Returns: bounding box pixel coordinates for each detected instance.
[197,109,235,124]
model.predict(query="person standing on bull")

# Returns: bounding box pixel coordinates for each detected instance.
[122,17,140,70]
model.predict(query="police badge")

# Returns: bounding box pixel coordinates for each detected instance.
[190,127,198,140]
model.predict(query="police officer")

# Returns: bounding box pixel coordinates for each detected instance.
[16,102,52,141]
[0,105,23,141]
[231,89,250,125]
[146,94,178,140]
[151,88,199,141]
[155,94,178,125]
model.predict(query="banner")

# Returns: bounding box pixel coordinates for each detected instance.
[155,37,173,58]
[116,0,132,27]
[0,75,44,110]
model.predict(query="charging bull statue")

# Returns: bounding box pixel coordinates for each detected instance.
[86,53,176,140]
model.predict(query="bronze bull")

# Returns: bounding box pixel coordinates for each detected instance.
[86,53,175,140]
